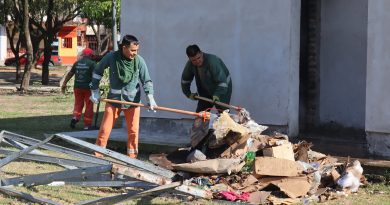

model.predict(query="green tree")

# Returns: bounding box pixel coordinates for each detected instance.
[81,0,121,55]
[29,0,83,85]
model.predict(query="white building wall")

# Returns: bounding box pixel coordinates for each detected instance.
[121,0,301,135]
[319,0,367,128]
[0,26,7,66]
[366,0,390,157]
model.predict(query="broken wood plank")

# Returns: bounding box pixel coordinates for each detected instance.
[175,184,213,199]
[112,164,172,185]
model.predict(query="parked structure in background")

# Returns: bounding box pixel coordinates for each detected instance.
[0,25,6,66]
[3,17,111,66]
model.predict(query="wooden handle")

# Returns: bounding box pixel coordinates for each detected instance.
[101,98,210,119]
[194,96,241,111]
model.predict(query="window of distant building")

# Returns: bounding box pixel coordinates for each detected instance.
[62,38,72,48]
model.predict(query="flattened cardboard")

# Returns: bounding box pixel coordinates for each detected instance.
[263,143,295,161]
[247,191,271,204]
[271,176,312,198]
[254,157,303,177]
[172,158,245,174]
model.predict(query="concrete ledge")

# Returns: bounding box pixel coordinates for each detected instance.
[61,128,190,148]
[336,156,390,175]
[366,132,390,158]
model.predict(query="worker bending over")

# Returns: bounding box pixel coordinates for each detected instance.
[181,44,232,112]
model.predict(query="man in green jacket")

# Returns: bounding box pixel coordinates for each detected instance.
[61,48,96,129]
[89,34,157,158]
[181,44,232,112]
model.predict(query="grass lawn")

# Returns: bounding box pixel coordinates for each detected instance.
[0,68,389,204]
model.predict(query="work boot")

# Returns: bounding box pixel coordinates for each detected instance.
[70,118,79,128]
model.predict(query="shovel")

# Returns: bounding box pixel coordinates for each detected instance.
[194,95,251,122]
[101,98,211,121]
[194,95,242,111]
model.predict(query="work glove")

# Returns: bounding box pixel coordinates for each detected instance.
[188,93,198,101]
[147,94,158,111]
[212,95,220,102]
[90,89,101,104]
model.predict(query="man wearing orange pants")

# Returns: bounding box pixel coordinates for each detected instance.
[62,48,96,130]
[90,35,157,158]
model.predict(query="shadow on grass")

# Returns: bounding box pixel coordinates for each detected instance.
[0,112,135,156]
[0,67,64,86]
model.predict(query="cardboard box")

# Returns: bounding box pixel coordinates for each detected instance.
[254,157,303,177]
[263,142,295,161]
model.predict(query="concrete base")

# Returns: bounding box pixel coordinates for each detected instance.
[297,127,370,158]
[366,132,390,158]
[61,117,194,148]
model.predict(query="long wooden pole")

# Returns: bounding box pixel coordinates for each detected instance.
[101,98,210,120]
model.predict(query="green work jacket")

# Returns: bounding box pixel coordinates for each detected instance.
[181,53,232,103]
[90,51,154,108]
[71,57,96,89]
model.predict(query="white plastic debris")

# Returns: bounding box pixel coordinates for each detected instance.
[337,160,363,192]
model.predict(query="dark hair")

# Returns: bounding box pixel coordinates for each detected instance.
[186,44,201,57]
[119,35,139,47]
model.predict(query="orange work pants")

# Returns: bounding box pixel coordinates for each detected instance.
[95,103,140,158]
[73,88,94,127]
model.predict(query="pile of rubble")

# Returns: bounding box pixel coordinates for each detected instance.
[0,110,366,204]
[150,111,366,204]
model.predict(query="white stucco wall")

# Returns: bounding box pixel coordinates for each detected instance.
[319,0,367,128]
[362,0,390,157]
[0,26,7,65]
[366,0,390,133]
[121,0,301,135]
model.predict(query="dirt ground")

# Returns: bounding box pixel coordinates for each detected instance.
[0,66,67,87]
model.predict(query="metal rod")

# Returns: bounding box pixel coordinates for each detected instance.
[0,186,60,205]
[0,135,54,168]
[0,149,101,168]
[0,131,110,165]
[1,165,113,187]
[54,133,176,179]
[76,181,182,205]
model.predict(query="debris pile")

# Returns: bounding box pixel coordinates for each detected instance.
[150,111,366,204]
[0,109,368,204]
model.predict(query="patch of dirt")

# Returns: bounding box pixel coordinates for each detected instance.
[0,66,68,95]
[0,66,67,87]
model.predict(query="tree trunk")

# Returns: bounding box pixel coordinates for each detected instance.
[6,24,22,81]
[41,0,54,85]
[96,25,102,55]
[19,0,33,92]
[41,37,52,84]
